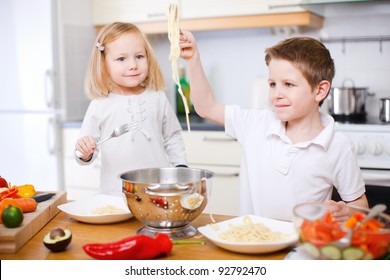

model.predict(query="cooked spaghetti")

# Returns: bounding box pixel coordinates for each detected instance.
[218,216,288,242]
[167,4,190,131]
[91,204,126,215]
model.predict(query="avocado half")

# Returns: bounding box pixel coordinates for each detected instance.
[43,228,72,252]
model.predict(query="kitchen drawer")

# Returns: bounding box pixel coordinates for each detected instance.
[183,131,241,166]
[191,164,240,216]
[63,159,101,189]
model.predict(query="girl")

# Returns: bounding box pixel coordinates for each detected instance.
[75,22,187,195]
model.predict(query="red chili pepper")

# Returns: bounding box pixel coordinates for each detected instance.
[82,234,173,260]
[149,197,169,208]
[0,188,18,202]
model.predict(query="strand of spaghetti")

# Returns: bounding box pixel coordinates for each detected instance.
[167,4,191,131]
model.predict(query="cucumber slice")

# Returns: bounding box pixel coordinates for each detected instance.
[342,247,365,260]
[320,245,342,260]
[302,242,320,259]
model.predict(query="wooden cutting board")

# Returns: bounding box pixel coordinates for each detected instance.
[0,191,67,253]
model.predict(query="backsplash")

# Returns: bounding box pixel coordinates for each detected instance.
[150,2,390,120]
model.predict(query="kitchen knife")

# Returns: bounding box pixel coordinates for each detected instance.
[31,193,56,203]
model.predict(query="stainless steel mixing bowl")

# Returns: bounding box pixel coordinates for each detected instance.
[120,167,214,239]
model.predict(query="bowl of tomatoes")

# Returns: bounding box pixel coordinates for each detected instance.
[292,202,390,260]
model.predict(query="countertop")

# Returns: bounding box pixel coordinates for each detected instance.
[0,211,291,260]
[62,114,224,131]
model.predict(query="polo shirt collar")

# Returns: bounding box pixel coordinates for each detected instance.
[265,111,335,150]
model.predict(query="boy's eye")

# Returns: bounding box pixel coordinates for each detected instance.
[269,82,276,88]
[285,82,294,87]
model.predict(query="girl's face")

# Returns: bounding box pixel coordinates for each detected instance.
[267,59,321,123]
[104,32,148,94]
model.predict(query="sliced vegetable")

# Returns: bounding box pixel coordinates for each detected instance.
[342,247,365,260]
[302,242,320,259]
[0,188,18,202]
[321,245,342,260]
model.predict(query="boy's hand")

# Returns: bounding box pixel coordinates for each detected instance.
[75,136,96,161]
[179,30,197,60]
[324,200,350,222]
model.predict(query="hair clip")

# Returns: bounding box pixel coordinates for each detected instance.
[95,42,105,52]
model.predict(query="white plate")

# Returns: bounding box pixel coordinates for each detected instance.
[198,215,299,254]
[58,194,133,224]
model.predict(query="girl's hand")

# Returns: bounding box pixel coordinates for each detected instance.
[75,136,96,161]
[324,200,351,222]
[179,30,197,60]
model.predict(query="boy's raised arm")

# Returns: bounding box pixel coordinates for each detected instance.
[179,31,225,126]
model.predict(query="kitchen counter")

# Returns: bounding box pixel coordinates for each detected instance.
[0,211,290,260]
[62,114,224,131]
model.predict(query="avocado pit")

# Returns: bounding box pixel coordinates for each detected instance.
[43,228,72,252]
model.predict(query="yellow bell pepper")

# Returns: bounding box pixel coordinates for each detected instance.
[16,184,36,198]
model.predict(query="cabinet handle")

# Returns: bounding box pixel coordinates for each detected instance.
[203,136,237,142]
[214,172,239,178]
[147,13,166,18]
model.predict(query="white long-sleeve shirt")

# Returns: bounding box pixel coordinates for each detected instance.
[76,89,187,195]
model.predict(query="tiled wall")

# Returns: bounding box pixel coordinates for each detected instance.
[151,2,390,120]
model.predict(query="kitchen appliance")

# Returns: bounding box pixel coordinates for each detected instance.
[379,98,390,123]
[332,120,390,214]
[121,167,214,239]
[328,79,372,123]
[0,0,94,190]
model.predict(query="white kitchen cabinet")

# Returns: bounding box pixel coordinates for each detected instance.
[91,0,171,25]
[62,127,101,200]
[182,131,241,216]
[181,0,304,19]
[92,0,323,33]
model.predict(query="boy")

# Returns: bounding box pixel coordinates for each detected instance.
[179,32,368,221]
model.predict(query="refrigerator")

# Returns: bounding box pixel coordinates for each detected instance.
[0,0,95,191]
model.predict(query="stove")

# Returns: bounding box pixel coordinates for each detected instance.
[333,118,390,213]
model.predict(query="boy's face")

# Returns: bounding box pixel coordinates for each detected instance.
[267,59,321,122]
[104,32,149,94]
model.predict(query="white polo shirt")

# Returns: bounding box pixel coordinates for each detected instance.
[225,105,365,221]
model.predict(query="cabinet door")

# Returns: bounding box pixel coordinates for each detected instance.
[192,164,240,216]
[92,0,171,25]
[181,0,304,19]
[182,131,241,166]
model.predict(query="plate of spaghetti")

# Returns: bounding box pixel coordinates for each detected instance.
[198,215,299,254]
[58,194,133,224]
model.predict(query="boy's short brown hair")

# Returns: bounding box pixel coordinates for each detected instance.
[265,37,335,104]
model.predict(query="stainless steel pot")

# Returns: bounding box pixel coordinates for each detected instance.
[120,167,214,239]
[379,98,390,123]
[327,79,375,116]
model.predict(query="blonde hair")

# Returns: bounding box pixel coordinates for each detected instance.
[85,22,165,99]
[265,37,335,106]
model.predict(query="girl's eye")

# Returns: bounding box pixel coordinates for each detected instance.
[269,82,276,88]
[136,54,144,59]
[117,57,126,62]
